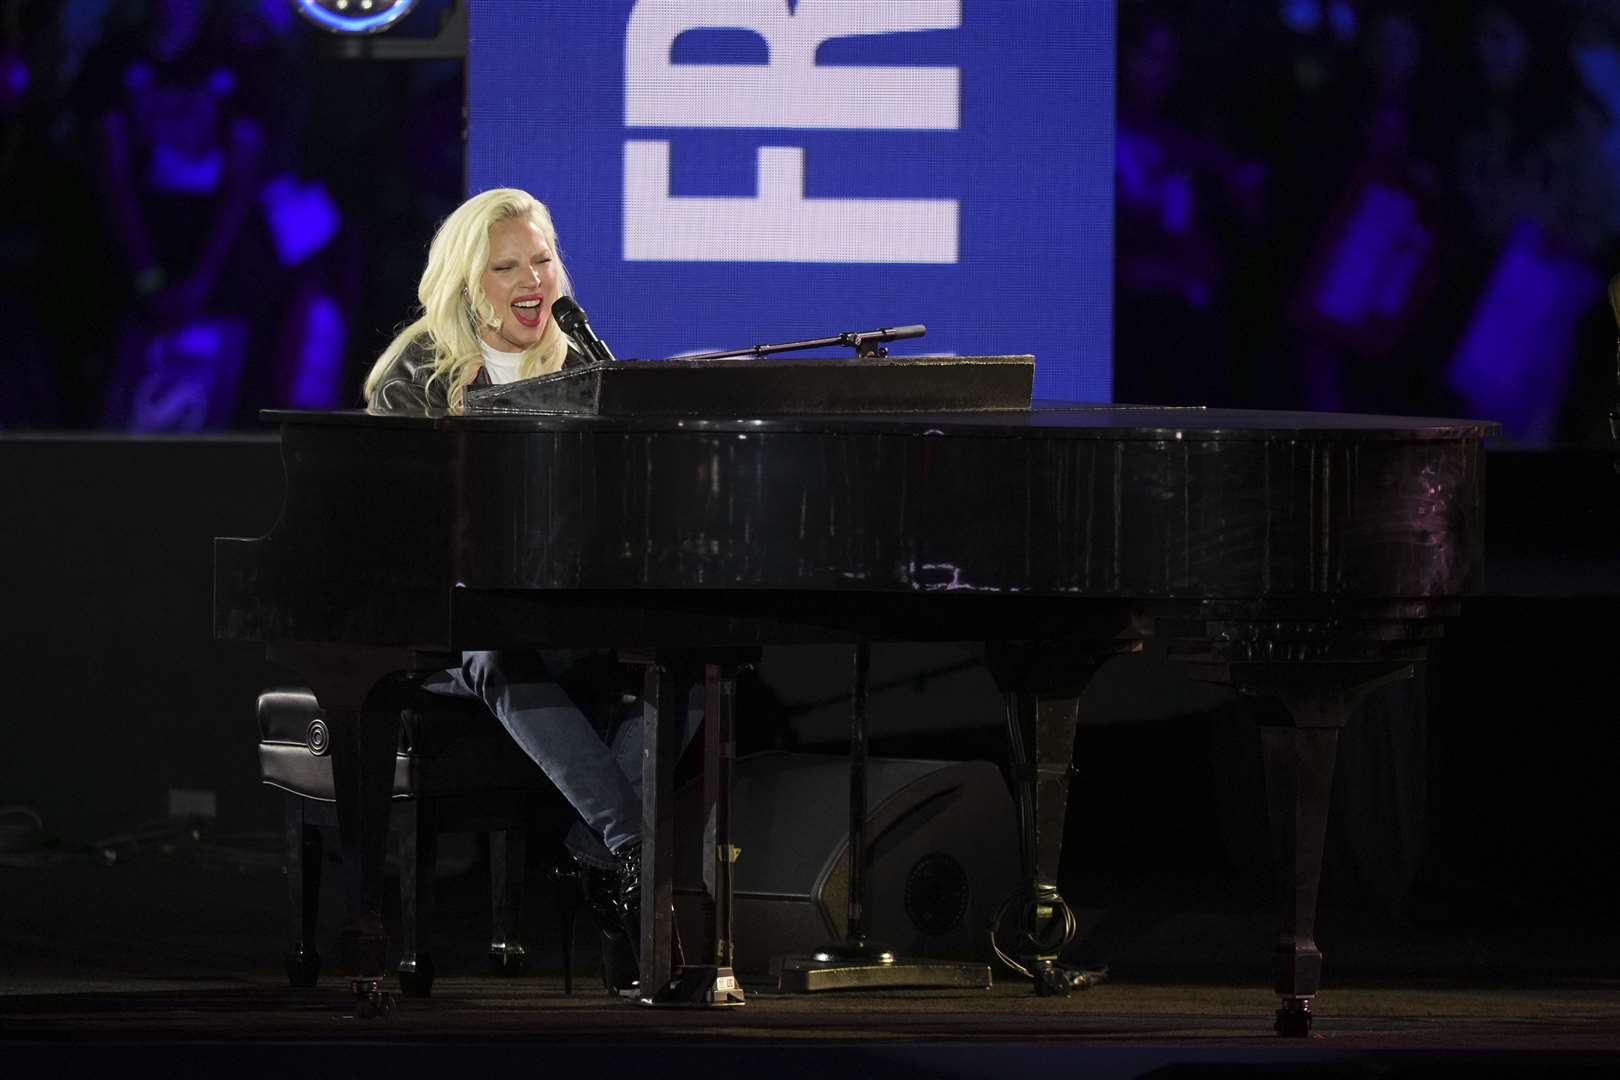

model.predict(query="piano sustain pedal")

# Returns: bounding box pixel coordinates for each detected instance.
[641,964,745,1007]
[1028,959,1107,997]
[348,978,396,1018]
[1275,997,1313,1037]
[1033,960,1071,998]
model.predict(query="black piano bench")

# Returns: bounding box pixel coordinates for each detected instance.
[256,684,585,998]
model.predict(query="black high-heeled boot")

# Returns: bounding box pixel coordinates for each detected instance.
[612,843,685,971]
[612,843,641,946]
[577,857,639,997]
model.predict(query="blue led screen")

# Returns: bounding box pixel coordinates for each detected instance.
[468,1,1114,402]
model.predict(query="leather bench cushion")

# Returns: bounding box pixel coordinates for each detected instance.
[257,685,558,801]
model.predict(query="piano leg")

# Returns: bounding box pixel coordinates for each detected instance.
[1232,663,1415,1037]
[632,650,754,1006]
[1001,690,1083,996]
[988,640,1138,996]
[268,643,412,1017]
[636,657,686,1002]
[689,660,747,1003]
[1257,713,1337,1037]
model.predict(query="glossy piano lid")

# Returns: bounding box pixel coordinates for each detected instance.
[265,403,1500,441]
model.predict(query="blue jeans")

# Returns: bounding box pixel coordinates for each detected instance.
[423,650,698,869]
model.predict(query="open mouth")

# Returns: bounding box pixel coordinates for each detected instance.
[512,296,544,328]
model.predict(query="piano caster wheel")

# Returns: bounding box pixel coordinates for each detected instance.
[1274,999,1312,1037]
[285,946,321,988]
[489,943,528,977]
[1033,961,1072,998]
[396,956,435,998]
[351,978,396,1018]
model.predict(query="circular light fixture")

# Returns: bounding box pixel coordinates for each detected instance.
[292,0,418,35]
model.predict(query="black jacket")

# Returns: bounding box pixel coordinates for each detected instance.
[366,336,587,413]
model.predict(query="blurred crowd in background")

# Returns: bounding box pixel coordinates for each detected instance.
[0,0,461,431]
[1117,0,1620,446]
[3,0,1620,446]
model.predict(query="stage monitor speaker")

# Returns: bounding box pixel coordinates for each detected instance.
[672,751,1020,975]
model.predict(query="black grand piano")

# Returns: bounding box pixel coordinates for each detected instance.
[214,353,1495,1035]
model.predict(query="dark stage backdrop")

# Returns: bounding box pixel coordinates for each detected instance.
[1,435,288,846]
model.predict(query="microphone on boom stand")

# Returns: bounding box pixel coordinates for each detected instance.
[553,296,618,366]
[675,324,927,363]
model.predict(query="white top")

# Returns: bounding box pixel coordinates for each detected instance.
[478,339,526,385]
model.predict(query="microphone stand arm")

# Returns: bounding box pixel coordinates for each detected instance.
[675,324,926,362]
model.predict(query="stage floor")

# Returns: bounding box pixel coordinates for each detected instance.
[6,971,1620,1045]
[4,838,1620,1076]
[5,973,1620,1078]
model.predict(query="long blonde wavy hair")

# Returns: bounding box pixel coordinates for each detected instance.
[363,188,574,410]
